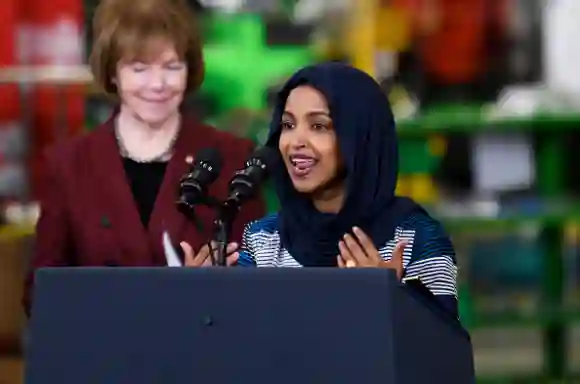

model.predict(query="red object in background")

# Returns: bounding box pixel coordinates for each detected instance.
[21,0,85,199]
[0,0,20,123]
[0,0,24,201]
[393,0,508,85]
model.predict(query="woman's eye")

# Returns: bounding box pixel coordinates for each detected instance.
[312,123,327,131]
[281,121,294,130]
[166,62,185,70]
[132,64,147,72]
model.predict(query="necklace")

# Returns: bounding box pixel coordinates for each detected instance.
[114,122,179,163]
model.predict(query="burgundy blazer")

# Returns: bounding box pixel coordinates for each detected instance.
[23,114,266,315]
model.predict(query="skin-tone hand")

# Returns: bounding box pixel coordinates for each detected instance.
[181,241,239,267]
[337,226,406,280]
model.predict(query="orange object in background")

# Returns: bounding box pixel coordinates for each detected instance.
[392,0,508,85]
[20,0,85,199]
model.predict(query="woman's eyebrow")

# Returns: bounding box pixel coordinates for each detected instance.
[307,111,330,118]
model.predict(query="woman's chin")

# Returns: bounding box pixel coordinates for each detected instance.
[290,179,320,194]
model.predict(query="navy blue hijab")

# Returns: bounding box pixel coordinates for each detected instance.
[267,62,424,267]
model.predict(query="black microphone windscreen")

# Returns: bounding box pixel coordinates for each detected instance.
[249,146,277,170]
[194,147,223,175]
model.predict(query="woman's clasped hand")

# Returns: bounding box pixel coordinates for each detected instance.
[181,241,240,267]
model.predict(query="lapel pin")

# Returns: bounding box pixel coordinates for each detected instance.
[185,155,194,165]
[100,216,112,228]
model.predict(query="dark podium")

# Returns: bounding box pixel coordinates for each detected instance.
[26,268,474,384]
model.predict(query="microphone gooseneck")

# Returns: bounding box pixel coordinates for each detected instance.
[213,147,277,266]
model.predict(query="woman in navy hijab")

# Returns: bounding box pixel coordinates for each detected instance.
[183,62,459,316]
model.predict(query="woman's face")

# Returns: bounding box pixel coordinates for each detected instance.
[115,38,187,126]
[278,85,343,197]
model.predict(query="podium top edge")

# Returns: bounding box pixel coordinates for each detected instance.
[36,266,399,277]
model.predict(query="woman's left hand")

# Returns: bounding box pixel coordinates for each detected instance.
[338,227,406,279]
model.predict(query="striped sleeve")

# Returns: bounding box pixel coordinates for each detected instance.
[405,233,458,297]
[237,224,257,267]
[403,219,458,317]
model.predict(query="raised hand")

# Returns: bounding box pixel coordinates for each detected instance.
[338,226,406,279]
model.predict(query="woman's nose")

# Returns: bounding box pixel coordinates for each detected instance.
[290,137,307,149]
[288,126,308,148]
[148,69,166,90]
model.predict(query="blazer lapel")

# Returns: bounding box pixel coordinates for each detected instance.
[89,118,152,264]
[147,118,218,264]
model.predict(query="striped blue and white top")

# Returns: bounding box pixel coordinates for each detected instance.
[238,212,459,316]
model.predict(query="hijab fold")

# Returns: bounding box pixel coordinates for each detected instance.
[267,63,424,267]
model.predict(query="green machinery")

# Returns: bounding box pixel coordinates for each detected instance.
[201,13,313,127]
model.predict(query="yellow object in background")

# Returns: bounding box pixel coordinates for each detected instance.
[0,224,34,242]
[349,0,378,77]
[0,236,28,356]
[565,222,579,244]
[396,174,438,204]
[375,8,412,52]
[346,1,413,78]
[396,175,411,197]
[409,174,438,204]
[428,135,447,158]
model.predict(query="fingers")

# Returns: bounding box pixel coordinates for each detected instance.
[340,228,383,267]
[338,227,407,274]
[337,254,356,268]
[200,249,214,267]
[226,242,239,255]
[352,227,378,260]
[341,234,367,264]
[338,240,355,266]
[181,242,193,266]
[223,242,239,266]
[196,243,213,266]
[182,241,209,267]
[202,242,239,267]
[178,241,238,268]
[384,241,407,279]
[227,252,239,266]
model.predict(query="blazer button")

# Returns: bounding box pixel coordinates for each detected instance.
[100,216,112,228]
[202,315,214,326]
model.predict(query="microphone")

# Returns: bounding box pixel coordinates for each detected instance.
[176,147,223,213]
[225,147,277,208]
[212,147,277,267]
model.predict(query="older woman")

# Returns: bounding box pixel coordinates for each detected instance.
[23,0,265,316]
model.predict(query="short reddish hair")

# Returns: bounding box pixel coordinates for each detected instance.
[89,0,204,95]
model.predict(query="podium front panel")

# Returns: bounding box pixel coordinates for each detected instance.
[27,268,401,384]
[394,283,475,383]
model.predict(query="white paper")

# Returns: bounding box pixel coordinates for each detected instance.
[163,231,183,267]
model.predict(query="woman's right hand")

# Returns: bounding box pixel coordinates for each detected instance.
[180,241,239,267]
